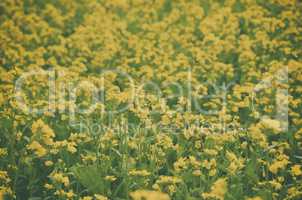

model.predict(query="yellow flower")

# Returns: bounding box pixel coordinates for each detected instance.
[81,196,93,200]
[209,169,217,177]
[105,175,117,182]
[269,158,289,174]
[291,165,302,176]
[202,159,216,171]
[44,183,54,190]
[228,162,238,175]
[81,154,97,162]
[167,185,176,194]
[156,176,182,184]
[130,190,170,200]
[0,171,11,183]
[31,119,55,145]
[27,141,47,157]
[50,172,70,187]
[174,157,188,172]
[94,194,108,200]
[45,160,53,166]
[202,178,228,200]
[192,170,202,176]
[0,187,13,200]
[260,118,282,133]
[129,169,151,177]
[0,148,7,157]
[246,197,263,200]
[204,149,218,156]
[32,119,55,138]
[226,151,244,175]
[195,141,202,149]
[248,125,268,148]
[287,186,302,199]
[66,190,74,198]
[1,0,301,199]
[270,180,282,190]
[67,142,77,153]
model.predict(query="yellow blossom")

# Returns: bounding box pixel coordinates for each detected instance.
[291,165,302,176]
[130,190,170,200]
[27,141,47,157]
[202,178,228,200]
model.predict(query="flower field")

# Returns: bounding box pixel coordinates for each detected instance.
[0,0,302,199]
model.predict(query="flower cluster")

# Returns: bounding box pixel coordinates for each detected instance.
[0,0,301,200]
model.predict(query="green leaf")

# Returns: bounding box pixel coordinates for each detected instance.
[71,164,106,194]
[245,158,259,183]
